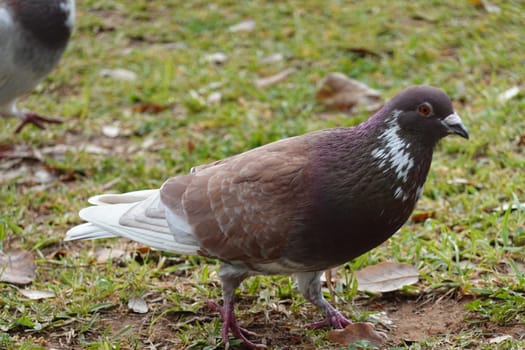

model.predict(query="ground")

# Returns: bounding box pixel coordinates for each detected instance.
[1,0,525,349]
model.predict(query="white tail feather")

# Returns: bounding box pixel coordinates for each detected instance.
[66,191,199,255]
[88,189,159,205]
[65,222,118,240]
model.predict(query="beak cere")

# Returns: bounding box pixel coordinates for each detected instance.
[443,112,469,139]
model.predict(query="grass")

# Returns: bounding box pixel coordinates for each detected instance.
[1,0,524,349]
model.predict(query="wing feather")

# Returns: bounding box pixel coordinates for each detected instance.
[161,136,314,262]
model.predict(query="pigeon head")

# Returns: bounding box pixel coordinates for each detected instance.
[382,86,469,146]
[6,0,75,50]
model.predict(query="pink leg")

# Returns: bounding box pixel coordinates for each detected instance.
[207,301,265,349]
[306,303,352,329]
[214,265,266,349]
[15,112,63,133]
[295,271,353,329]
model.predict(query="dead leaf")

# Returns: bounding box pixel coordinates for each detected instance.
[492,202,525,213]
[91,247,127,263]
[488,334,513,344]
[131,102,168,114]
[0,250,36,285]
[100,68,137,81]
[203,52,228,65]
[447,177,482,189]
[19,289,56,300]
[355,262,419,293]
[470,0,501,13]
[327,322,387,347]
[102,125,120,138]
[206,91,222,105]
[411,12,438,22]
[518,134,525,147]
[316,72,382,112]
[228,19,255,32]
[128,296,148,314]
[187,140,196,154]
[135,246,151,255]
[345,47,381,58]
[255,68,296,88]
[46,249,67,260]
[411,210,436,223]
[497,86,521,103]
[260,53,284,64]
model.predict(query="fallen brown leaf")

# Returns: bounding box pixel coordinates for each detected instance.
[316,72,382,112]
[355,261,419,293]
[187,140,196,154]
[469,0,501,12]
[135,246,151,255]
[131,102,168,114]
[411,210,436,223]
[345,47,381,58]
[518,134,525,147]
[327,322,387,347]
[0,250,36,285]
[46,249,68,260]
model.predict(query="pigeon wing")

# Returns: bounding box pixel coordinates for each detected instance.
[161,136,314,263]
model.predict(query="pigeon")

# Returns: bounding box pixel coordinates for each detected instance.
[0,0,75,133]
[66,86,468,349]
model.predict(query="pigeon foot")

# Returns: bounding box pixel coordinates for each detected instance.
[15,112,63,133]
[306,309,352,329]
[207,300,267,349]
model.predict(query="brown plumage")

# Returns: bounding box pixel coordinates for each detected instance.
[66,86,469,349]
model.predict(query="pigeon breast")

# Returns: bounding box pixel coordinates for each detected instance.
[283,112,433,270]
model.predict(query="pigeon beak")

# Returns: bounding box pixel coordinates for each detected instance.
[442,112,469,139]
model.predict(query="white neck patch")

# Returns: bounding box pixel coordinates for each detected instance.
[60,0,76,29]
[371,110,415,200]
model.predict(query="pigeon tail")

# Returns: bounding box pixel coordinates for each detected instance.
[65,191,199,255]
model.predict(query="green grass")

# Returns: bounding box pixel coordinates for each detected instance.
[1,0,525,349]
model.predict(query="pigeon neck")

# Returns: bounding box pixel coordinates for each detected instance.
[9,0,74,50]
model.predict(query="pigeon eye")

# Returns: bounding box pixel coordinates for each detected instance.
[417,103,433,117]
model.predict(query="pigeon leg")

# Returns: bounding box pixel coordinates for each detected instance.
[15,112,63,133]
[295,271,352,329]
[209,265,266,349]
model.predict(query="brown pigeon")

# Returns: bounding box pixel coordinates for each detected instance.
[0,0,75,133]
[66,86,468,349]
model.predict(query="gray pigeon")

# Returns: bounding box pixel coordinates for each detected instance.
[66,86,468,349]
[0,0,75,133]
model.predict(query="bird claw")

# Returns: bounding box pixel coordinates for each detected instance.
[15,112,63,133]
[307,310,352,329]
[207,300,267,349]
